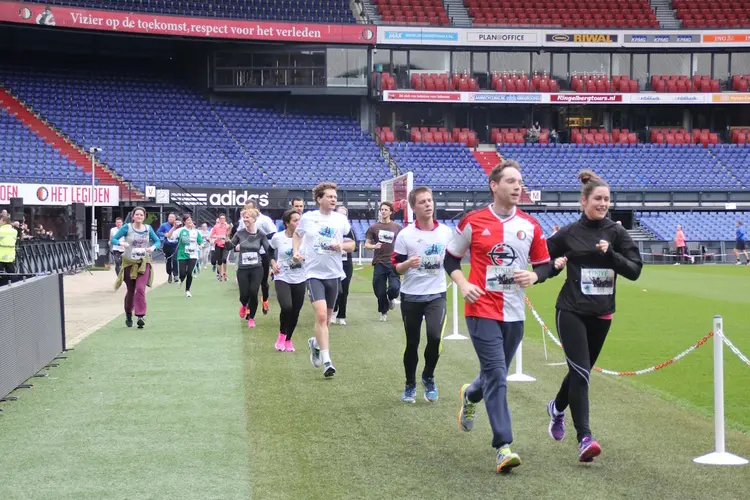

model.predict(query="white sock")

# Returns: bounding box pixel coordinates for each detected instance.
[321,349,331,364]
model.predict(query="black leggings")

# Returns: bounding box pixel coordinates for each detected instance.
[334,259,353,318]
[275,280,306,340]
[554,309,612,443]
[237,267,264,319]
[260,253,270,302]
[178,258,198,291]
[401,294,447,386]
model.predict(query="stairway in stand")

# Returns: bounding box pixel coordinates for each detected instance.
[473,150,534,204]
[0,88,144,201]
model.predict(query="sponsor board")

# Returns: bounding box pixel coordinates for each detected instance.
[549,94,623,103]
[465,30,539,45]
[0,182,119,206]
[469,93,543,103]
[383,91,462,102]
[702,33,750,44]
[624,33,700,44]
[545,33,618,44]
[383,91,750,105]
[170,188,290,208]
[2,2,375,44]
[629,94,706,103]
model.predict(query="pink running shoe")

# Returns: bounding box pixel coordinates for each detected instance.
[247,318,256,328]
[284,339,295,352]
[275,333,286,351]
[239,305,247,318]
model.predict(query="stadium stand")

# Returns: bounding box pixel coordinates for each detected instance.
[45,0,357,23]
[650,128,719,146]
[386,143,488,189]
[730,127,750,144]
[639,211,750,241]
[673,0,750,28]
[731,75,750,92]
[465,0,660,27]
[0,107,90,185]
[572,128,637,145]
[651,75,720,92]
[571,74,640,93]
[498,144,744,191]
[0,66,390,190]
[373,0,450,25]
[213,103,391,189]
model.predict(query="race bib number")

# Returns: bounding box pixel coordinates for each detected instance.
[314,236,335,254]
[131,248,146,259]
[419,255,442,275]
[186,244,198,257]
[485,266,518,292]
[581,268,615,295]
[241,252,259,266]
[378,230,395,244]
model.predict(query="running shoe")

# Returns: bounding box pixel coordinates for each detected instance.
[275,333,286,351]
[168,275,173,283]
[389,299,396,310]
[401,384,417,403]
[247,318,256,328]
[125,313,133,328]
[323,361,336,378]
[422,377,438,402]
[338,319,347,326]
[262,301,269,315]
[223,274,228,282]
[547,400,566,441]
[578,436,601,463]
[284,340,295,352]
[185,291,192,298]
[239,305,247,318]
[136,317,145,329]
[458,383,478,432]
[496,445,521,473]
[379,314,388,322]
[308,337,322,367]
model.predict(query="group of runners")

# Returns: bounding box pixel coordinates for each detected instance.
[109,164,643,471]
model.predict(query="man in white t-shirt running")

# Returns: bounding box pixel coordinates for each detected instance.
[392,186,453,404]
[293,182,355,378]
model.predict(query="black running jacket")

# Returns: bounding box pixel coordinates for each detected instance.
[547,215,643,317]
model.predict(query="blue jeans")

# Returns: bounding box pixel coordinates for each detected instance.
[465,317,524,448]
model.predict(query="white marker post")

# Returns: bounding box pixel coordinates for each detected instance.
[507,340,535,382]
[444,282,468,340]
[693,315,748,466]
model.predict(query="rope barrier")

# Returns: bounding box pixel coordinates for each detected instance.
[524,296,716,376]
[714,329,750,368]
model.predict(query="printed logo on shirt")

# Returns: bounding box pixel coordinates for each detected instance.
[420,243,445,275]
[314,226,337,254]
[284,248,303,269]
[516,230,526,241]
[487,243,519,266]
[481,228,491,236]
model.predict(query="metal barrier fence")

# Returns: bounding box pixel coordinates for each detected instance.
[0,274,66,400]
[15,240,92,276]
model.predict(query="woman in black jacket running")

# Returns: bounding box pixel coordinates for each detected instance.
[545,170,643,463]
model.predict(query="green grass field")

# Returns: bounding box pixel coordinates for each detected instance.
[0,264,749,500]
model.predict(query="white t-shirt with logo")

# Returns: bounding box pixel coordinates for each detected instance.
[270,231,306,285]
[110,227,124,252]
[296,210,351,280]
[394,221,453,295]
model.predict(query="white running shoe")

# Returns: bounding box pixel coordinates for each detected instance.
[379,314,388,322]
[308,337,322,367]
[338,319,347,326]
[389,299,396,310]
[185,291,192,298]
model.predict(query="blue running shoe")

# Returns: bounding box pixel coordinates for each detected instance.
[547,400,565,441]
[458,383,478,432]
[578,436,602,463]
[401,384,416,403]
[422,377,438,402]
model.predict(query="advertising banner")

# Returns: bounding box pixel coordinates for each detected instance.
[0,182,120,206]
[170,188,290,209]
[382,91,750,105]
[0,2,376,44]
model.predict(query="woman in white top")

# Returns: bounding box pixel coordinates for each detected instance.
[270,210,306,352]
